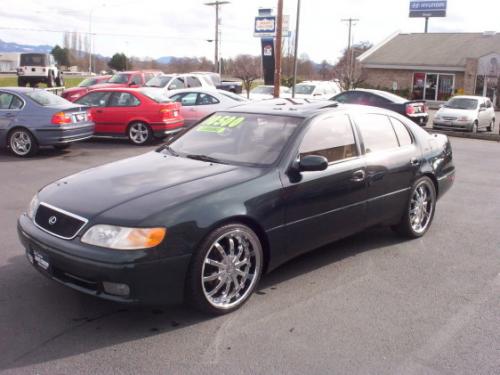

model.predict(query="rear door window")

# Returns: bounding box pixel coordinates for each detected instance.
[187,76,202,88]
[108,92,141,107]
[168,78,186,90]
[356,114,399,153]
[0,93,15,109]
[76,91,111,107]
[300,114,359,163]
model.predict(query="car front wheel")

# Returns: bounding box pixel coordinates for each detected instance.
[128,122,153,145]
[8,129,39,157]
[186,223,263,315]
[393,176,436,238]
[486,119,494,132]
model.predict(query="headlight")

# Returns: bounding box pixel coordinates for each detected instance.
[27,194,39,220]
[81,225,166,250]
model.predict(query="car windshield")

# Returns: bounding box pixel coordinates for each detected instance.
[444,98,478,110]
[26,90,69,106]
[140,89,173,103]
[20,54,46,66]
[78,78,98,87]
[145,75,174,88]
[108,73,130,84]
[295,85,315,95]
[163,112,301,166]
[251,86,273,94]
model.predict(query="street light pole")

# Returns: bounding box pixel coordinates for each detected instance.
[205,1,230,74]
[273,0,284,98]
[291,0,301,98]
[341,18,359,89]
[88,9,93,74]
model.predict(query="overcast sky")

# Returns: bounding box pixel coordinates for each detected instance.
[0,0,499,63]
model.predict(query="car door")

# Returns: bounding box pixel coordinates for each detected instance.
[75,91,112,134]
[282,113,367,258]
[352,113,420,227]
[102,92,141,134]
[170,92,199,127]
[0,92,23,131]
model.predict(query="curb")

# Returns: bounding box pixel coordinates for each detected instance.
[427,129,500,142]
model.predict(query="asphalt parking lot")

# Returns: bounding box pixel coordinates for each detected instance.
[0,136,499,375]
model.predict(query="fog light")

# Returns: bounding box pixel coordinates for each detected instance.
[102,282,130,296]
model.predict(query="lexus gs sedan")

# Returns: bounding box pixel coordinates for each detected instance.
[18,101,455,314]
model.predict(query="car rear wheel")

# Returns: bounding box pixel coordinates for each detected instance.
[393,177,436,238]
[47,72,55,88]
[17,77,26,87]
[486,119,494,132]
[186,223,263,315]
[8,129,39,157]
[128,122,153,145]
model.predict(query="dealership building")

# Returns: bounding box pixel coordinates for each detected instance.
[358,32,500,106]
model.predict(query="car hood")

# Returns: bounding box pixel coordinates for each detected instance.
[437,107,476,117]
[37,151,261,221]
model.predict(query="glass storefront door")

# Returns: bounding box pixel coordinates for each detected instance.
[412,72,455,101]
[425,74,438,100]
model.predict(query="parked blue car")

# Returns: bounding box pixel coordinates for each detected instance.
[0,87,94,157]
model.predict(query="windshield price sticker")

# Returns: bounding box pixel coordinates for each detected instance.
[197,115,245,133]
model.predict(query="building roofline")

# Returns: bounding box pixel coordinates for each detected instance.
[362,63,466,72]
[357,31,400,62]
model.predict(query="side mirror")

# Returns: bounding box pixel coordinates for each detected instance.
[298,155,328,172]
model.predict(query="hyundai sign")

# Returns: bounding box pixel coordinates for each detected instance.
[409,0,447,17]
[254,16,276,38]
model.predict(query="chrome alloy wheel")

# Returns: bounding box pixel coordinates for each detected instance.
[129,123,149,144]
[10,130,32,156]
[409,182,434,234]
[201,230,262,309]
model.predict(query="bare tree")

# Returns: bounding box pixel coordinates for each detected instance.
[226,55,261,98]
[333,41,372,90]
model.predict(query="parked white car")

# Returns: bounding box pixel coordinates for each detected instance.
[247,85,291,100]
[292,80,341,100]
[145,73,215,91]
[433,95,495,133]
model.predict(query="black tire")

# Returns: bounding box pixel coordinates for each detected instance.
[17,77,25,87]
[55,73,64,87]
[185,223,264,315]
[7,128,39,157]
[127,122,153,145]
[46,72,55,88]
[471,121,478,133]
[393,176,436,238]
[486,119,494,132]
[53,144,71,151]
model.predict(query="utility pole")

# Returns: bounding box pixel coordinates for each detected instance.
[205,1,230,74]
[273,0,284,98]
[341,18,359,89]
[424,17,429,33]
[291,0,301,98]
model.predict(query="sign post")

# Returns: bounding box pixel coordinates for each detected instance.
[409,0,447,32]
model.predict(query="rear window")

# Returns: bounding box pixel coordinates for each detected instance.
[218,91,246,102]
[140,89,173,103]
[369,90,407,104]
[78,78,98,87]
[20,54,47,67]
[145,75,174,88]
[26,90,68,106]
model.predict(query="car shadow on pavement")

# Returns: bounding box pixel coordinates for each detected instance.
[0,226,405,371]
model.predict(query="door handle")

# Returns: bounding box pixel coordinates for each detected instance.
[410,157,421,166]
[350,169,365,182]
[96,109,104,113]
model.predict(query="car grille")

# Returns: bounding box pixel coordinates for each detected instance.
[443,116,457,121]
[34,203,88,239]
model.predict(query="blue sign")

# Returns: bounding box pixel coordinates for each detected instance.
[409,0,447,17]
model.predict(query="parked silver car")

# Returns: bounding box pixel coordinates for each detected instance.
[433,95,495,132]
[167,88,248,128]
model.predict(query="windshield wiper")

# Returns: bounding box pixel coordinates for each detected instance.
[157,144,179,156]
[185,154,227,164]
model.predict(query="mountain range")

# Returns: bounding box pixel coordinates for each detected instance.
[0,39,53,53]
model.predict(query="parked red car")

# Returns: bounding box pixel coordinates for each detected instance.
[61,75,111,102]
[75,88,184,145]
[63,71,161,102]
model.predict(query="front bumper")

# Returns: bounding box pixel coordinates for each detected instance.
[36,123,95,145]
[433,121,473,132]
[17,214,192,305]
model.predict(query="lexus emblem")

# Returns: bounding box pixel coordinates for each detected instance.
[48,216,57,225]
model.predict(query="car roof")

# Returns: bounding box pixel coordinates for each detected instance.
[345,88,408,103]
[0,87,46,94]
[449,95,486,100]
